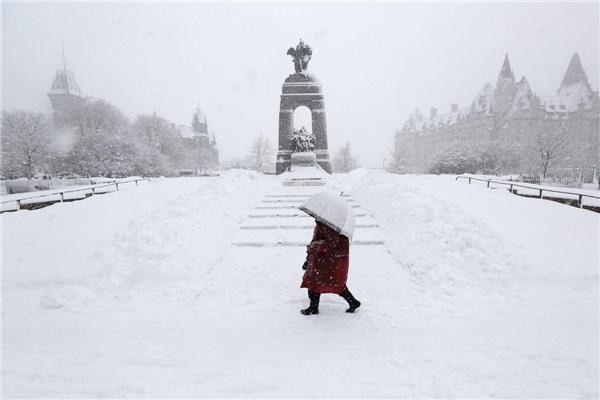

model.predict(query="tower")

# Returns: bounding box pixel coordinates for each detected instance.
[493,53,517,116]
[47,44,85,128]
[191,102,208,136]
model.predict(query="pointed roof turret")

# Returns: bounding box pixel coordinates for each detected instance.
[403,108,426,132]
[561,53,588,87]
[47,45,83,98]
[194,101,207,124]
[553,53,595,110]
[470,83,495,115]
[511,76,533,111]
[499,53,513,80]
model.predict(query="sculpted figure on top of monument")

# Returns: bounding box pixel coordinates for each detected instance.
[287,39,313,74]
[289,126,315,153]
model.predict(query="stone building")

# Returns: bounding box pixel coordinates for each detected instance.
[177,104,219,170]
[47,50,85,128]
[395,53,599,174]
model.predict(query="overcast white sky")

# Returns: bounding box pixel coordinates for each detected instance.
[2,2,599,167]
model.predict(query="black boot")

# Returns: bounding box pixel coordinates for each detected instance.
[339,287,361,313]
[300,290,320,315]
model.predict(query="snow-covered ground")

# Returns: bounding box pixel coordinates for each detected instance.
[0,177,151,212]
[2,169,598,398]
[457,174,600,207]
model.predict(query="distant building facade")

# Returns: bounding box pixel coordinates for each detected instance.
[395,53,599,174]
[177,104,219,170]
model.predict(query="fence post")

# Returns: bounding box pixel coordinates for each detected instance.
[136,180,138,186]
[92,188,95,195]
[487,180,490,188]
[540,190,543,199]
[60,193,64,203]
[579,195,584,209]
[16,200,21,211]
[509,184,513,193]
[468,178,471,184]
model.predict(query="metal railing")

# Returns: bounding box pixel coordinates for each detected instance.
[1,178,151,211]
[456,175,600,209]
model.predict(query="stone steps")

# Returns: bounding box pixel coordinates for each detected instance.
[281,180,326,187]
[248,209,372,218]
[231,227,385,247]
[240,215,379,230]
[262,197,356,203]
[254,203,360,210]
[231,241,385,247]
[233,185,384,247]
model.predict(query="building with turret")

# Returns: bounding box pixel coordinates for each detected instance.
[178,104,219,170]
[47,48,85,128]
[395,53,599,174]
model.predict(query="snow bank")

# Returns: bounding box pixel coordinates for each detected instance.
[330,171,519,297]
[329,170,599,297]
[2,170,278,309]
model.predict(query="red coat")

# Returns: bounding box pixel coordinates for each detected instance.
[300,222,349,294]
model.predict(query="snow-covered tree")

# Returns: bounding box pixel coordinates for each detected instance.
[427,141,521,175]
[130,140,172,177]
[60,99,135,176]
[1,110,53,179]
[132,112,186,176]
[192,140,215,173]
[386,147,406,174]
[248,134,275,173]
[133,113,180,157]
[332,141,361,173]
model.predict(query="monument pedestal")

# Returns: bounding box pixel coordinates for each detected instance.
[290,152,316,171]
[278,151,330,186]
[276,73,332,175]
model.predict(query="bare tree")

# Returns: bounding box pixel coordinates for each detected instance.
[1,110,52,179]
[527,124,573,178]
[332,141,361,173]
[248,134,275,173]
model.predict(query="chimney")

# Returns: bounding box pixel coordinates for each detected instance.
[430,107,437,119]
[451,103,458,112]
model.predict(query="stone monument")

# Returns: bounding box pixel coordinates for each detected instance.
[289,126,317,171]
[276,39,332,175]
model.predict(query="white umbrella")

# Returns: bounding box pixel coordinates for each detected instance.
[298,191,355,240]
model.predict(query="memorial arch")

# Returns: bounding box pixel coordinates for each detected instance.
[276,41,332,175]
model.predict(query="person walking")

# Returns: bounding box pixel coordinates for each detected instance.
[300,220,361,315]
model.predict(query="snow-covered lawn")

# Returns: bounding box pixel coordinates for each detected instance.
[2,170,598,398]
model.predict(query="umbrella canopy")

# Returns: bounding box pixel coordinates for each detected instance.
[298,191,355,240]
